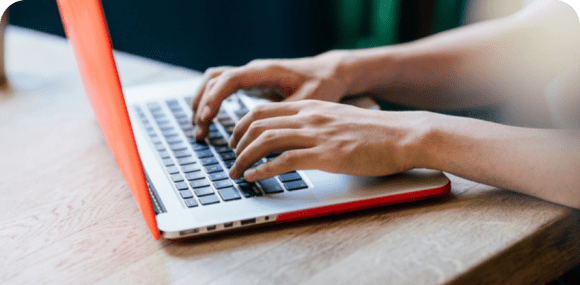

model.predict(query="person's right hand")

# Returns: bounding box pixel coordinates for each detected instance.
[191,50,356,140]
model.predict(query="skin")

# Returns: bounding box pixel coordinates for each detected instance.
[191,0,580,209]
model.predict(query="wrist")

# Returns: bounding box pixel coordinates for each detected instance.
[336,47,401,95]
[404,111,449,171]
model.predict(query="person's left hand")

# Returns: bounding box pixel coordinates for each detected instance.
[228,100,430,181]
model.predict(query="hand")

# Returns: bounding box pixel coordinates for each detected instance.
[227,100,430,182]
[191,50,356,140]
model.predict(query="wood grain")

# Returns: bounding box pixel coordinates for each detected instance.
[0,26,578,285]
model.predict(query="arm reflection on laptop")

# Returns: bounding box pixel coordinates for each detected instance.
[194,0,580,209]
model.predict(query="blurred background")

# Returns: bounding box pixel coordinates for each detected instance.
[7,0,522,72]
[6,0,525,119]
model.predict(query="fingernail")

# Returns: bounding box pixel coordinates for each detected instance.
[195,127,202,138]
[228,137,235,148]
[244,168,257,181]
[201,106,211,121]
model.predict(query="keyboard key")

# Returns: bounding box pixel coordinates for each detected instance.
[234,177,247,184]
[222,159,235,169]
[225,126,235,134]
[191,142,209,151]
[258,178,284,194]
[279,172,301,183]
[214,145,233,153]
[181,164,201,173]
[219,151,236,161]
[213,179,233,189]
[194,186,214,196]
[218,118,235,127]
[284,180,308,191]
[251,160,264,168]
[200,157,218,166]
[166,137,183,144]
[209,171,228,181]
[183,129,195,137]
[209,124,218,132]
[216,112,230,120]
[205,164,223,174]
[151,137,162,144]
[173,113,187,119]
[198,194,220,205]
[162,132,178,138]
[195,149,214,158]
[160,126,174,132]
[190,179,210,188]
[184,198,198,208]
[185,171,205,181]
[155,144,166,151]
[158,151,170,159]
[180,190,193,199]
[177,156,196,165]
[166,166,179,174]
[266,152,281,159]
[152,113,166,120]
[218,187,241,201]
[238,182,258,197]
[181,126,194,132]
[171,174,184,182]
[173,150,192,158]
[207,132,223,140]
[235,109,248,120]
[166,99,179,106]
[156,120,171,127]
[163,158,175,167]
[209,138,228,146]
[175,182,189,190]
[170,143,188,151]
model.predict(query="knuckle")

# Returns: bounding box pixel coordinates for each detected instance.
[260,129,278,142]
[247,121,265,137]
[251,104,268,117]
[308,113,330,125]
[279,151,298,167]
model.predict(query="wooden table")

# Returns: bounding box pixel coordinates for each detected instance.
[1,26,579,285]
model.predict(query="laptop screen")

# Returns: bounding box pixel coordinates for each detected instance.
[57,0,160,239]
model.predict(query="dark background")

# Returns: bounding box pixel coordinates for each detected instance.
[8,0,462,71]
[9,0,335,70]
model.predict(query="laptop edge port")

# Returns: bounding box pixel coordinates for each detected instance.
[241,218,256,226]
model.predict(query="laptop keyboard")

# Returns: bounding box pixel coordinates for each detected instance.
[134,95,309,208]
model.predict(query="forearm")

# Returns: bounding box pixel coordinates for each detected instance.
[339,0,580,109]
[414,112,580,209]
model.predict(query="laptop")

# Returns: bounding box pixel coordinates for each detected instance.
[57,0,451,240]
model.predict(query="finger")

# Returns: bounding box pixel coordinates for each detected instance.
[282,80,319,102]
[229,102,303,148]
[243,148,320,182]
[228,129,316,179]
[195,63,300,137]
[194,77,221,139]
[231,114,302,151]
[191,66,230,121]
